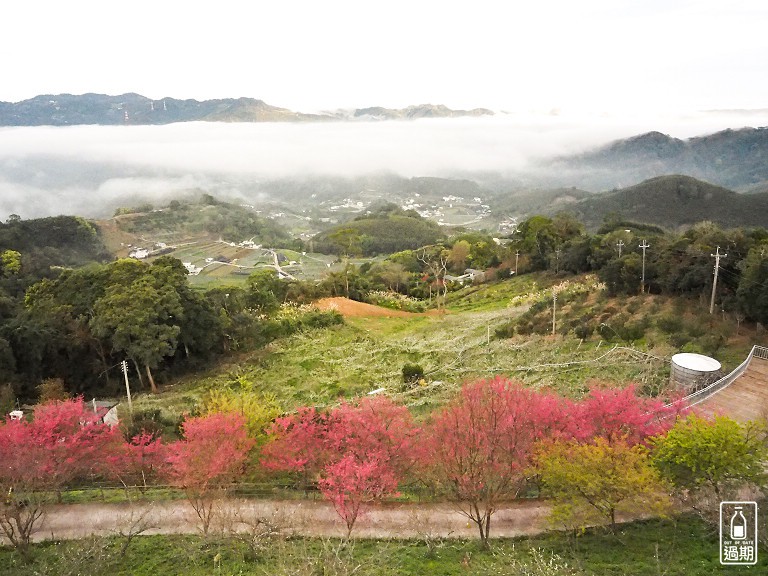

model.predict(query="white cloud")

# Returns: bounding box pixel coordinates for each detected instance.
[0,110,766,218]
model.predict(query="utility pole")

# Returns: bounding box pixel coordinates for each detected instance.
[552,289,557,335]
[121,360,133,415]
[554,248,562,274]
[616,240,625,258]
[639,240,650,293]
[709,246,727,314]
[514,250,519,275]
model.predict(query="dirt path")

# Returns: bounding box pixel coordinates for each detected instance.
[25,499,551,543]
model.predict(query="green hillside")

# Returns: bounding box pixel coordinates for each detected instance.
[312,204,445,255]
[110,196,292,245]
[564,175,768,230]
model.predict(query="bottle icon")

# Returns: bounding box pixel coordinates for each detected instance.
[731,506,747,540]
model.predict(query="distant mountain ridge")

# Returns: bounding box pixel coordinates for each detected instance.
[549,127,768,192]
[0,93,494,126]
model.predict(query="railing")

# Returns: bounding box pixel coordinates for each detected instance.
[667,345,768,410]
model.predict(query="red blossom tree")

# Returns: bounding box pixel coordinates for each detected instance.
[28,398,124,491]
[261,406,332,489]
[421,377,570,546]
[110,431,169,492]
[569,385,683,445]
[262,396,417,537]
[0,398,123,557]
[166,412,255,534]
[319,453,400,537]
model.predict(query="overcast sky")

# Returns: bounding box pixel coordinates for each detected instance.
[2,0,767,114]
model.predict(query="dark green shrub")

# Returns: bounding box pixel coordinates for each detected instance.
[669,333,691,348]
[402,363,424,384]
[495,323,516,338]
[123,408,170,440]
[656,314,683,334]
[515,322,534,336]
[574,324,595,339]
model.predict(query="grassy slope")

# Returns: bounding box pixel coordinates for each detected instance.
[127,272,765,422]
[2,516,764,575]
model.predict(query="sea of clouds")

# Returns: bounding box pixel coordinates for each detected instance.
[0,110,766,219]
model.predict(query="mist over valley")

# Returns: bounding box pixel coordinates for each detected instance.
[1,108,767,228]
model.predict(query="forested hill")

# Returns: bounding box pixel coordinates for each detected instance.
[312,204,445,256]
[564,175,768,231]
[110,196,292,245]
[0,215,110,294]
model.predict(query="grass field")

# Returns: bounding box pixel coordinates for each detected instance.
[2,515,763,575]
[128,272,761,423]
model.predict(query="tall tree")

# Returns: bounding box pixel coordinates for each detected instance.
[90,276,182,393]
[736,244,768,324]
[447,240,471,273]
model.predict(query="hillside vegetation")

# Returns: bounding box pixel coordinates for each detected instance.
[567,175,768,230]
[111,196,292,245]
[312,204,445,256]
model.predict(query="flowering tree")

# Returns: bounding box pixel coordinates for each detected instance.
[261,406,332,490]
[262,396,417,537]
[0,398,122,557]
[319,454,400,537]
[421,377,568,546]
[166,412,254,534]
[110,432,169,492]
[570,385,681,445]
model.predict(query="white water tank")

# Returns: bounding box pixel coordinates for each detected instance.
[670,353,721,391]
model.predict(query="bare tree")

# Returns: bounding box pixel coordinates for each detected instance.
[112,493,159,559]
[418,247,449,310]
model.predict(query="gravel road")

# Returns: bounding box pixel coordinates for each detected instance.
[20,499,551,542]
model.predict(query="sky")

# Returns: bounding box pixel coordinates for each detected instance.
[2,0,768,115]
[2,1,768,220]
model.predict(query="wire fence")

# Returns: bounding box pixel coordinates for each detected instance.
[55,481,446,505]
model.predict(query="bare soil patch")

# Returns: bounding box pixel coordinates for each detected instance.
[314,297,420,318]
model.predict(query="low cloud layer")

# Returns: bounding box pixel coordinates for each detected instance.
[0,110,766,219]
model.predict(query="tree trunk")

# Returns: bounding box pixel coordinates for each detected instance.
[145,364,158,394]
[344,260,350,298]
[131,358,145,389]
[93,338,111,389]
